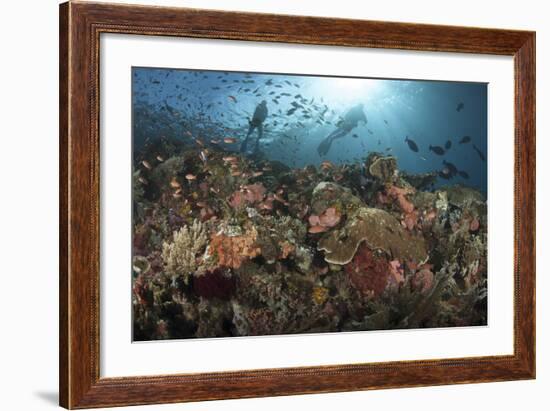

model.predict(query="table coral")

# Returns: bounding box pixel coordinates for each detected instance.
[318,207,428,265]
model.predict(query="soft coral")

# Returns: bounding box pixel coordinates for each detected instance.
[345,244,391,297]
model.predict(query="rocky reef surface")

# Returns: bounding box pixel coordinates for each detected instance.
[132,139,487,340]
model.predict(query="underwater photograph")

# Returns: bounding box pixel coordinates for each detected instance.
[131,67,488,341]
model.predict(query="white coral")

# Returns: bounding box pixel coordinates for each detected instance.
[162,219,208,279]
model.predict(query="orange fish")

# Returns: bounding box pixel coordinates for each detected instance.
[170,178,181,188]
[273,194,289,206]
[156,155,164,162]
[224,137,237,144]
[185,174,197,181]
[262,202,274,210]
[141,160,152,170]
[308,225,328,234]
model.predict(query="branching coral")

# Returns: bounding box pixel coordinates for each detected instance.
[161,219,208,280]
[397,263,455,328]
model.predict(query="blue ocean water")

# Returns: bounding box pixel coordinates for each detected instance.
[132,67,487,194]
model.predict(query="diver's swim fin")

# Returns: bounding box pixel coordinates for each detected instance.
[317,137,333,156]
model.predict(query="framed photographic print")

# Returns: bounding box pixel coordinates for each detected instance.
[59,1,535,408]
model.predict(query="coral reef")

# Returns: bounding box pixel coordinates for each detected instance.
[318,207,427,265]
[132,144,488,340]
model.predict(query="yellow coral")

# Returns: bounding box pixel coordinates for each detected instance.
[312,286,329,305]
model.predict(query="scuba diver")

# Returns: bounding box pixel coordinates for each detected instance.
[317,103,367,156]
[240,100,268,155]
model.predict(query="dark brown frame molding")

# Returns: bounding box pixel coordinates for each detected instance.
[59,1,536,408]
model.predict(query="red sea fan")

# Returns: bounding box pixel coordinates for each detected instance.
[319,207,341,227]
[193,269,236,300]
[344,244,391,297]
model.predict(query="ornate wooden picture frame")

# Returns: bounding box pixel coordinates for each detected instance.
[59,1,535,408]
